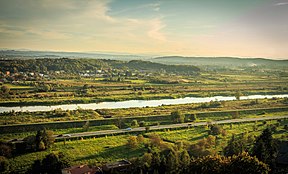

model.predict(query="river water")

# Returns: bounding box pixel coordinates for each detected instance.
[0,94,287,113]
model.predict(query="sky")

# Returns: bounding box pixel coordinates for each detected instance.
[0,0,288,59]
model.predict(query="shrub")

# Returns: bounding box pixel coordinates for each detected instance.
[171,110,185,123]
[0,144,12,158]
[209,124,223,135]
[190,114,197,122]
[82,121,90,131]
[145,126,150,132]
[232,111,240,119]
[227,152,270,174]
[29,152,70,174]
[0,156,9,173]
[149,134,163,147]
[137,134,145,143]
[127,136,138,149]
[131,120,139,127]
[139,121,146,127]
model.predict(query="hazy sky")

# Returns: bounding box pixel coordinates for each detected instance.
[0,0,288,59]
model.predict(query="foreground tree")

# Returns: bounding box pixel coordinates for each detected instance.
[179,149,191,173]
[162,148,180,174]
[29,152,70,174]
[252,128,278,168]
[0,144,12,158]
[35,129,55,151]
[227,152,270,174]
[190,155,224,174]
[224,134,248,156]
[0,156,9,173]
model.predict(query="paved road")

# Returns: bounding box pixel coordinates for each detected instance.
[54,115,288,140]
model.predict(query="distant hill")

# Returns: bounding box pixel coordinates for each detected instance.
[0,58,200,75]
[151,56,288,68]
[0,50,149,61]
[112,60,200,74]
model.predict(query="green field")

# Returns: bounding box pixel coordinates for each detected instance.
[7,118,288,173]
[0,58,288,173]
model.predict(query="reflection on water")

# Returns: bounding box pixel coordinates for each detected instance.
[0,94,287,113]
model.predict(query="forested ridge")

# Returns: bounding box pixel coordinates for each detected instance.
[0,58,200,75]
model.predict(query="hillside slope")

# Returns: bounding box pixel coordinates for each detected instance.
[151,56,288,68]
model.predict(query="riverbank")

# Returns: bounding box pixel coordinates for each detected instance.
[1,93,287,113]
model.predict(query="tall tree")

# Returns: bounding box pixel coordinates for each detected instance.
[227,152,270,174]
[171,110,185,123]
[131,120,139,127]
[0,144,12,158]
[190,113,197,122]
[164,149,179,174]
[179,149,191,173]
[29,152,70,174]
[252,128,278,168]
[0,156,9,173]
[41,129,55,149]
[224,134,247,156]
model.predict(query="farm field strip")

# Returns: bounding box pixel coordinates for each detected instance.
[51,115,288,140]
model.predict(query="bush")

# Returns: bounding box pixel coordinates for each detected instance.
[131,120,139,127]
[145,126,150,132]
[232,111,240,119]
[82,121,90,131]
[190,152,269,174]
[137,134,145,143]
[0,144,12,158]
[139,121,146,127]
[190,114,197,122]
[29,152,70,174]
[227,152,270,174]
[209,124,223,135]
[190,155,224,173]
[1,86,10,94]
[0,156,9,173]
[127,136,138,149]
[171,110,185,123]
[149,134,163,147]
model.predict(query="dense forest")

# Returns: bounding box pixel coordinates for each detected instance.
[0,58,200,75]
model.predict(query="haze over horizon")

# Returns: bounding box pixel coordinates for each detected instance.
[0,0,288,59]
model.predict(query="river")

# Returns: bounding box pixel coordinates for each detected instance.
[0,94,287,113]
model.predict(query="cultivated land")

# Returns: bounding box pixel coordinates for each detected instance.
[6,118,288,173]
[0,56,287,173]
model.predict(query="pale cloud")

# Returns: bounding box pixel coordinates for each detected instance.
[111,2,161,15]
[26,29,71,40]
[147,18,167,41]
[2,0,286,58]
[81,0,116,22]
[0,0,170,52]
[149,2,161,12]
[274,2,288,6]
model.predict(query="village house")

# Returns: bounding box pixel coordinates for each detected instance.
[62,165,101,174]
[102,159,132,173]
